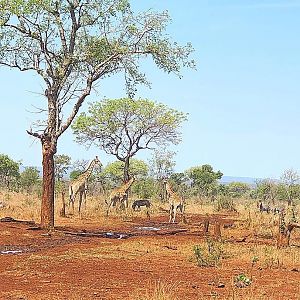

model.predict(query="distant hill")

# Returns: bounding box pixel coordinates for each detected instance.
[219,176,260,185]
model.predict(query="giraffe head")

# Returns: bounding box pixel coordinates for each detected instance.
[129,175,135,183]
[94,156,101,166]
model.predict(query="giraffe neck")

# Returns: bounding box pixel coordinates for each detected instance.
[122,178,134,191]
[166,182,174,195]
[78,159,97,181]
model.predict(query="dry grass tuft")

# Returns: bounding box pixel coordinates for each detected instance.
[131,280,179,300]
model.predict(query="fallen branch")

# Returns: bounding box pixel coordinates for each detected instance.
[62,231,130,239]
[0,216,36,225]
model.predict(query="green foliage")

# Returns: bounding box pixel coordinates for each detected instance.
[217,184,229,196]
[69,169,82,181]
[280,169,300,205]
[169,172,192,198]
[214,196,236,212]
[0,0,195,228]
[19,166,40,194]
[0,154,20,189]
[131,177,158,199]
[227,181,250,198]
[0,0,195,98]
[149,149,176,180]
[54,154,71,181]
[187,164,223,199]
[252,174,300,205]
[253,179,278,202]
[193,239,223,267]
[72,98,186,182]
[102,159,148,185]
[0,0,50,17]
[72,98,187,157]
[234,274,252,288]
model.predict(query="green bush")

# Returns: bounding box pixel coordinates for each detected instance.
[193,238,223,267]
[214,196,236,212]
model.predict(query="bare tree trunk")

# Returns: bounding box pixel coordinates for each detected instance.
[123,157,130,182]
[41,140,56,229]
[123,157,130,208]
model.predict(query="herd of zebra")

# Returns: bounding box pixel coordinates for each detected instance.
[258,201,285,214]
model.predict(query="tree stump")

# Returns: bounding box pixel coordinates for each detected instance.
[203,219,210,235]
[214,222,222,239]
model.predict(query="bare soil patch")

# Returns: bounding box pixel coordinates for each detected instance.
[0,213,300,300]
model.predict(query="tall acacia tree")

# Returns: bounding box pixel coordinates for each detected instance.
[72,98,187,182]
[0,1,195,228]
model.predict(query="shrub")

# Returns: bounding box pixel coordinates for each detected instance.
[214,196,236,212]
[193,238,223,267]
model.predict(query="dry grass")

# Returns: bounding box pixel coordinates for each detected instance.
[3,191,300,300]
[0,190,41,221]
[131,280,179,300]
[3,191,300,271]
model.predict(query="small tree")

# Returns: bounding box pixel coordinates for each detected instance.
[0,1,195,229]
[281,169,300,206]
[20,167,40,194]
[149,149,176,201]
[102,159,148,186]
[169,172,191,199]
[227,182,250,198]
[132,177,158,199]
[0,154,20,190]
[254,179,278,204]
[54,154,71,182]
[187,164,223,201]
[72,98,187,182]
[149,149,176,180]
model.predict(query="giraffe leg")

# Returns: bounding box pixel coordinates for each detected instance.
[123,195,128,216]
[181,204,187,223]
[69,187,75,215]
[172,207,177,223]
[71,198,75,215]
[78,191,83,216]
[83,184,88,211]
[106,198,113,216]
[84,190,87,211]
[169,205,173,223]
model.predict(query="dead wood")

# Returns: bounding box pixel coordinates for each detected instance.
[0,217,36,225]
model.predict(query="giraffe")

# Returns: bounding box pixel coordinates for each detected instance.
[68,156,101,214]
[164,180,186,223]
[106,176,135,216]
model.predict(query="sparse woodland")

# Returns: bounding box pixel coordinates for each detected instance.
[0,1,299,299]
[1,153,300,299]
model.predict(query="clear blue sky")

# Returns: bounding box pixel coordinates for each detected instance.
[1,0,300,179]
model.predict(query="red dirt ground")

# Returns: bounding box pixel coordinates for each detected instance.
[0,213,300,300]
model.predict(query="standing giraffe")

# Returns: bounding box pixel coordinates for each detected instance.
[164,180,186,223]
[106,176,135,216]
[69,156,101,214]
